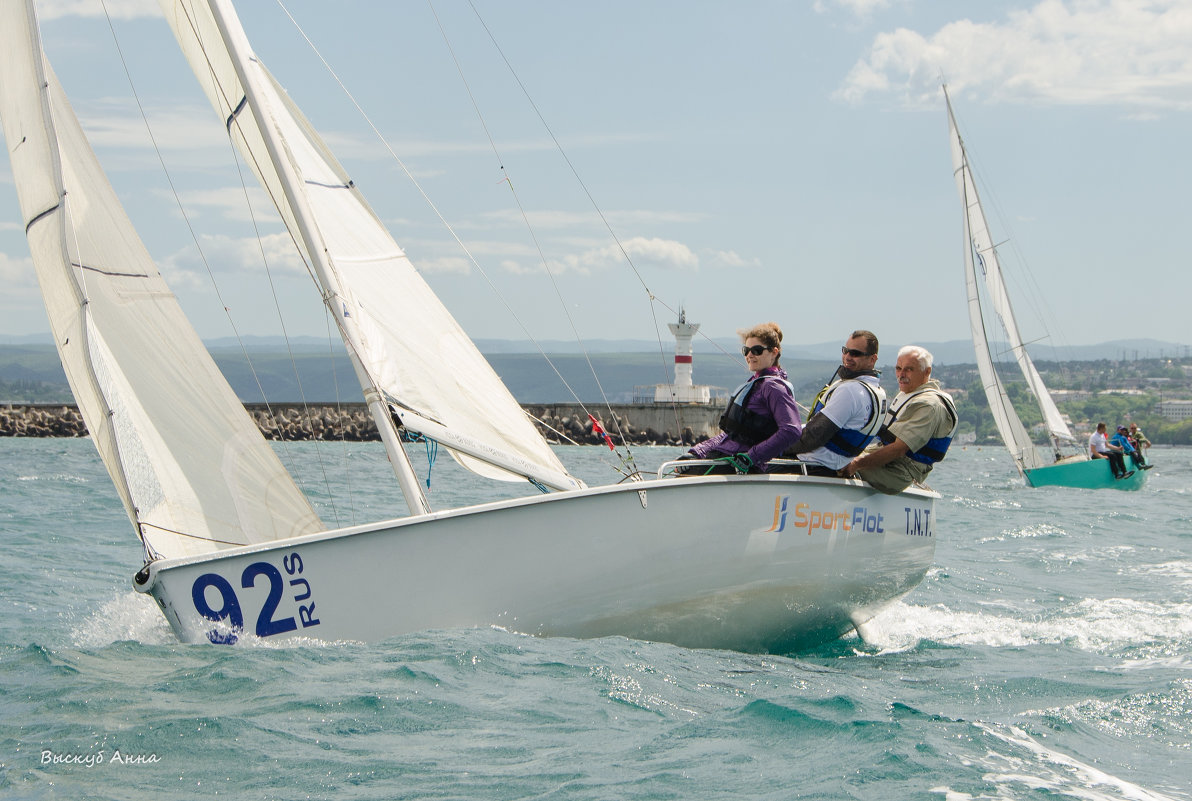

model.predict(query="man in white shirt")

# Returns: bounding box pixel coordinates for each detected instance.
[784,330,886,475]
[1089,421,1131,479]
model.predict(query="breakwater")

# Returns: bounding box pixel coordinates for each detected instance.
[1,403,720,446]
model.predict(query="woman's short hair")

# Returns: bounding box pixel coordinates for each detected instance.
[739,322,783,358]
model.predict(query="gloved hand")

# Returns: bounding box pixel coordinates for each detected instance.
[716,452,753,474]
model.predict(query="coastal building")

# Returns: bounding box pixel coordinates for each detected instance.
[1156,399,1192,421]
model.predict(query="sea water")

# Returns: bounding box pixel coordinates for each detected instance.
[0,437,1189,800]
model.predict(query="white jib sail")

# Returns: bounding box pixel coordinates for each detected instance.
[946,91,1073,468]
[159,0,582,494]
[0,0,324,559]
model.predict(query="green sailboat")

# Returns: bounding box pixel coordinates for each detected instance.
[946,88,1146,491]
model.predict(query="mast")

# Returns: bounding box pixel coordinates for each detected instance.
[205,0,432,515]
[946,87,1074,470]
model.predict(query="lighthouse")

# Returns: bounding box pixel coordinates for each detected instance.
[654,309,712,404]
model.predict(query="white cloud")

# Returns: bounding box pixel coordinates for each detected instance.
[476,208,706,231]
[0,250,36,286]
[705,250,755,270]
[34,0,160,20]
[77,100,228,153]
[163,186,278,223]
[161,231,308,287]
[418,256,474,275]
[815,0,894,19]
[617,236,699,270]
[839,0,1192,110]
[502,235,699,276]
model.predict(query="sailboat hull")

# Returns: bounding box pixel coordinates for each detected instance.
[135,476,937,653]
[1023,458,1147,490]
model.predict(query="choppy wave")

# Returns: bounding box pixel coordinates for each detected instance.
[4,441,1191,800]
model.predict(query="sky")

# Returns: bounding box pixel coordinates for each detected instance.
[2,0,1190,356]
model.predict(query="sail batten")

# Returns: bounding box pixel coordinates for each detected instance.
[161,0,583,496]
[0,0,325,559]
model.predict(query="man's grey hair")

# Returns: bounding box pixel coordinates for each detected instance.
[898,345,933,370]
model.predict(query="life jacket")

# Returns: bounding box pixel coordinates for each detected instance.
[810,373,887,458]
[718,370,795,447]
[878,384,959,465]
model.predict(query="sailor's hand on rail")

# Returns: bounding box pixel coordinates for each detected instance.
[727,453,754,474]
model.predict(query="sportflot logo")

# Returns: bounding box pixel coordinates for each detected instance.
[764,495,892,536]
[766,495,790,532]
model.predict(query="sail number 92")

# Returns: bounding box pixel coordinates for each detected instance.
[191,553,320,644]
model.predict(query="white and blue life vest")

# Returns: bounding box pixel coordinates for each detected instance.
[811,375,887,458]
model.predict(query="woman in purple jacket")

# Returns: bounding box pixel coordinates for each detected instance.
[684,322,803,473]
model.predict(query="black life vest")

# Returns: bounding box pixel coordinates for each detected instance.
[718,371,795,447]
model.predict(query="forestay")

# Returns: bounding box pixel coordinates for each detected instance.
[947,89,1073,472]
[159,0,582,494]
[0,0,324,559]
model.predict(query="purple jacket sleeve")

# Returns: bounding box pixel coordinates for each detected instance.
[689,431,726,458]
[746,378,803,469]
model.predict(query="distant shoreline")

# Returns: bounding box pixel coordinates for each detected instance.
[0,402,718,446]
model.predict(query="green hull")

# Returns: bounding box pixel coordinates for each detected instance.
[1023,458,1148,491]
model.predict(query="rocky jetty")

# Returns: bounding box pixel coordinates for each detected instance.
[524,405,699,447]
[0,405,87,437]
[2,403,714,447]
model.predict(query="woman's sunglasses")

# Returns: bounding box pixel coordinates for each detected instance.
[742,345,770,356]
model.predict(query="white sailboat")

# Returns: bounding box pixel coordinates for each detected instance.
[946,87,1145,491]
[0,0,940,651]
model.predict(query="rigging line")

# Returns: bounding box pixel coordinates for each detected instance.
[169,0,344,520]
[425,1,633,453]
[957,117,1069,363]
[322,308,358,528]
[269,0,597,452]
[97,0,327,500]
[465,1,662,308]
[223,109,344,527]
[462,2,737,443]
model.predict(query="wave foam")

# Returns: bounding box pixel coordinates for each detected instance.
[863,596,1192,653]
[70,592,174,648]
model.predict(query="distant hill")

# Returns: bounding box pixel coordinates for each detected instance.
[1,337,1188,404]
[476,337,1191,365]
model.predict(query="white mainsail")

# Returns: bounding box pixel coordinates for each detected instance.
[159,0,583,498]
[946,89,1074,473]
[0,0,324,559]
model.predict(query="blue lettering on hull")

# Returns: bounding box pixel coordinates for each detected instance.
[191,551,320,644]
[903,507,934,537]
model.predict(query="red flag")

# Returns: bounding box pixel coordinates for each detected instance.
[588,414,615,450]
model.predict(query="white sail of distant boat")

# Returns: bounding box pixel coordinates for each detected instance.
[0,0,324,559]
[946,87,1144,490]
[2,0,944,651]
